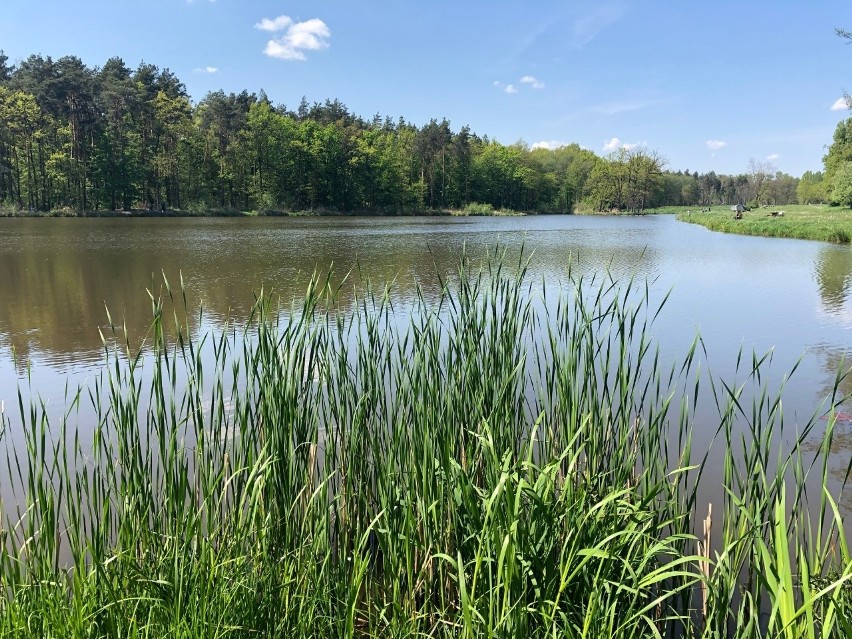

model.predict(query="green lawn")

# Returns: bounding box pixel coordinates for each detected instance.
[675,203,852,243]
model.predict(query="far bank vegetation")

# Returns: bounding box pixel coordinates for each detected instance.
[0,50,828,217]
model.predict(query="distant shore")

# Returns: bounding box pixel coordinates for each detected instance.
[675,204,852,243]
[0,206,531,219]
[0,205,672,219]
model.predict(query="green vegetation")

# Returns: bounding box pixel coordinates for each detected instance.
[676,205,852,243]
[823,120,852,206]
[461,202,496,215]
[585,147,664,213]
[830,163,852,209]
[0,51,812,216]
[799,171,827,205]
[1,255,850,637]
[452,202,522,216]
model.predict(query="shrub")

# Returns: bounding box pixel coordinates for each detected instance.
[463,202,494,216]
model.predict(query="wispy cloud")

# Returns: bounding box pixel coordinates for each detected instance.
[531,140,569,150]
[492,80,519,94]
[572,2,627,48]
[520,75,545,89]
[766,153,780,161]
[831,96,850,111]
[255,15,331,61]
[592,99,656,115]
[495,77,543,94]
[706,140,727,150]
[193,66,218,74]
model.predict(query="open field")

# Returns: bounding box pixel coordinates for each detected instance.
[0,255,850,637]
[675,204,852,243]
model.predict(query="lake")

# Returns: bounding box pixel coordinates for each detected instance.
[1,214,851,508]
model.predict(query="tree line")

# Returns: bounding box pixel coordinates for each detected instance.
[0,51,823,214]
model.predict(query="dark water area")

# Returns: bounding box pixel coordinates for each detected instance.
[1,214,851,511]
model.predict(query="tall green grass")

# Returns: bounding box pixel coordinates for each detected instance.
[0,252,850,637]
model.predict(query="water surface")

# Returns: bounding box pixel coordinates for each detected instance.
[1,214,851,505]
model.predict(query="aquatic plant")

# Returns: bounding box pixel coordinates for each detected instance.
[0,252,849,637]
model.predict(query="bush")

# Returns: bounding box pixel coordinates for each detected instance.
[462,202,494,216]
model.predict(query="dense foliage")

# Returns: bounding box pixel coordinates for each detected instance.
[0,52,806,214]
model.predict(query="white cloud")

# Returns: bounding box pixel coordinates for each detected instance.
[602,137,643,152]
[531,140,569,150]
[255,16,293,32]
[194,66,218,74]
[520,75,545,89]
[766,153,780,161]
[256,16,331,61]
[603,137,622,152]
[831,97,850,111]
[504,84,518,94]
[492,80,501,87]
[706,140,727,150]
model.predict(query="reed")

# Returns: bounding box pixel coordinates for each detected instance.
[0,251,849,637]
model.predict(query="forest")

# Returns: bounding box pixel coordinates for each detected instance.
[0,52,830,214]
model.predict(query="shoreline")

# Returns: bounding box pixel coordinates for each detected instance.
[0,206,532,219]
[0,206,670,219]
[675,205,852,244]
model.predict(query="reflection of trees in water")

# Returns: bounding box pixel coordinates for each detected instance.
[800,425,852,515]
[0,250,201,367]
[814,245,852,313]
[800,343,852,513]
[811,343,852,403]
[0,218,660,366]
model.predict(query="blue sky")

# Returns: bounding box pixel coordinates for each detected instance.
[2,1,851,176]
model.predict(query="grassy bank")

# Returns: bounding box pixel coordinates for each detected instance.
[1,256,851,637]
[676,204,852,243]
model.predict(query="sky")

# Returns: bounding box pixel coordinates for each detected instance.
[2,0,852,177]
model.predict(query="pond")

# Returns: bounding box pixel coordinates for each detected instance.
[1,213,851,508]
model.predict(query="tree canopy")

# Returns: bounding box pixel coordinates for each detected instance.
[0,51,811,214]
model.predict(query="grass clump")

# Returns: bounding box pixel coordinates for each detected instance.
[0,252,850,637]
[453,203,523,216]
[462,202,495,215]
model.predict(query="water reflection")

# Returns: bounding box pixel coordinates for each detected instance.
[814,244,852,314]
[798,343,852,513]
[0,217,663,367]
[2,214,852,519]
[809,343,852,404]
